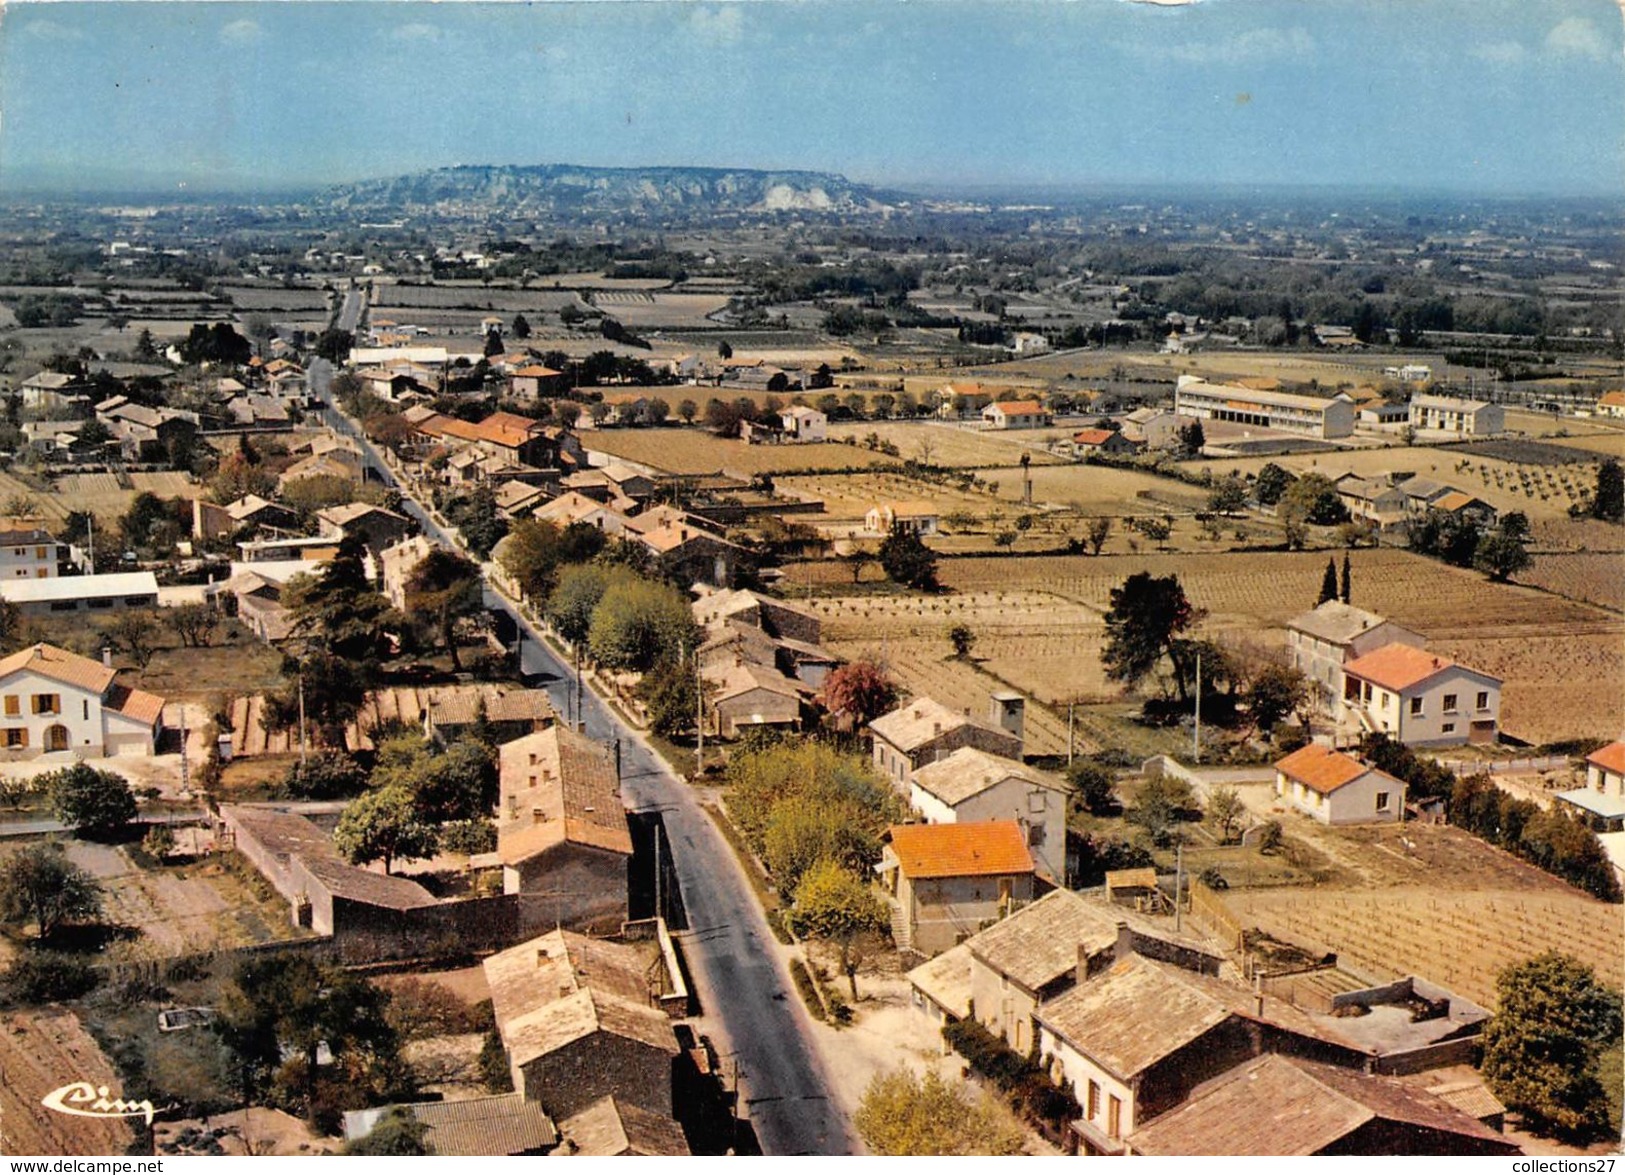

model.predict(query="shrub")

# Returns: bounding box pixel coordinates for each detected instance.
[5,951,101,1003]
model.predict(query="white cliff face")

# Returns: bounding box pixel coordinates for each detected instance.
[758,184,835,211]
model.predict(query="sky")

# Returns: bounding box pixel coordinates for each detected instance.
[0,0,1622,198]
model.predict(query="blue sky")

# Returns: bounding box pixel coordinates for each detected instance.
[1,0,1621,196]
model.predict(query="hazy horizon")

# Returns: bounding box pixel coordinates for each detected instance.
[2,0,1622,200]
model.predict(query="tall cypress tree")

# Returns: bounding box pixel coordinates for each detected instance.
[1318,556,1339,605]
[1340,552,1352,604]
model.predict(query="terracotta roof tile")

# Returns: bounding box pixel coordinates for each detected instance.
[1274,744,1372,796]
[886,820,1034,879]
[1343,643,1464,692]
[0,643,117,695]
[1587,740,1625,776]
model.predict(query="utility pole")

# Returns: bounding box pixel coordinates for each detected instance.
[694,649,705,778]
[85,513,94,575]
[1174,838,1184,932]
[654,826,664,925]
[297,673,308,765]
[1192,649,1202,765]
[573,642,583,732]
[1067,701,1076,766]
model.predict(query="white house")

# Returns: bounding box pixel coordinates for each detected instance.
[0,572,160,618]
[1584,741,1625,799]
[982,401,1051,430]
[1285,601,1425,716]
[865,501,939,537]
[0,521,63,580]
[869,694,1024,793]
[1273,743,1404,825]
[0,642,164,756]
[1408,395,1504,437]
[779,405,827,443]
[1340,643,1501,746]
[1595,391,1625,419]
[909,747,1068,883]
[1174,376,1355,439]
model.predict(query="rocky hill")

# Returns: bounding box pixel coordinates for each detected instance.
[315,163,903,218]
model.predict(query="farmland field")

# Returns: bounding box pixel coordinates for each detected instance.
[824,419,1073,468]
[1232,886,1624,1009]
[1538,430,1625,459]
[579,427,893,475]
[1521,552,1625,613]
[220,285,331,312]
[0,1010,134,1155]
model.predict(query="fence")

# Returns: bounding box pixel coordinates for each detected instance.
[1186,878,1246,953]
[1435,756,1571,776]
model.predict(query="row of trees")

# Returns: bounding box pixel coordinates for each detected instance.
[1408,510,1532,582]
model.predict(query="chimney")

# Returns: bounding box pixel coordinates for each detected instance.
[1076,941,1093,986]
[990,691,1026,750]
[1112,921,1135,964]
[1254,973,1265,1018]
[933,721,941,737]
[101,646,113,668]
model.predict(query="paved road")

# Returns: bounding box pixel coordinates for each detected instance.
[307,356,858,1156]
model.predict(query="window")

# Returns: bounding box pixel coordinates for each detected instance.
[1376,791,1390,811]
[3,728,26,748]
[82,699,89,720]
[1443,693,1458,713]
[1409,698,1423,717]
[1028,823,1045,847]
[1087,1081,1100,1120]
[1107,1095,1122,1140]
[1476,691,1490,711]
[35,547,46,559]
[3,696,16,717]
[31,694,59,715]
[1028,791,1046,814]
[1442,722,1456,734]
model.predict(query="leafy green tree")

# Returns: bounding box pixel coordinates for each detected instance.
[1340,551,1352,603]
[371,736,497,825]
[1207,476,1248,515]
[819,660,899,726]
[587,576,698,672]
[1280,473,1349,526]
[1254,463,1293,507]
[267,650,375,748]
[1317,556,1339,605]
[1483,953,1623,1139]
[1592,458,1623,523]
[285,535,396,661]
[1207,785,1244,843]
[142,824,176,861]
[498,518,565,600]
[726,740,902,862]
[1474,526,1532,582]
[0,596,26,656]
[635,659,702,740]
[106,611,159,670]
[314,328,354,364]
[446,483,507,558]
[791,858,888,999]
[1086,516,1112,556]
[345,1109,434,1156]
[856,1068,1023,1156]
[878,524,938,590]
[1101,572,1197,694]
[43,764,137,836]
[1247,662,1308,732]
[547,563,622,646]
[510,313,531,341]
[166,601,220,648]
[283,750,369,800]
[1128,774,1194,847]
[946,622,976,659]
[1066,760,1117,816]
[404,547,485,671]
[1177,419,1205,456]
[0,841,102,939]
[333,785,439,874]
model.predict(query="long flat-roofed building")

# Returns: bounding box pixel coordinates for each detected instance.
[1174,375,1355,439]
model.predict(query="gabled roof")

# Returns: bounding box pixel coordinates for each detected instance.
[1598,391,1625,408]
[103,683,166,727]
[1274,744,1387,796]
[1343,642,1493,692]
[560,1096,690,1156]
[1586,739,1625,776]
[497,725,631,860]
[1413,393,1491,412]
[1127,1054,1515,1156]
[316,502,409,530]
[1071,428,1122,446]
[885,820,1034,880]
[964,888,1122,992]
[0,572,159,606]
[0,642,117,694]
[911,746,1065,807]
[869,696,1011,754]
[296,854,439,910]
[907,942,974,1019]
[986,400,1045,415]
[348,1094,557,1156]
[510,365,562,379]
[1037,955,1232,1079]
[1432,491,1489,514]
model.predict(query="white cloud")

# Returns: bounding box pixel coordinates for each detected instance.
[1470,41,1527,66]
[1129,26,1314,64]
[390,22,443,44]
[689,5,745,47]
[220,19,264,45]
[19,19,85,43]
[1545,16,1609,60]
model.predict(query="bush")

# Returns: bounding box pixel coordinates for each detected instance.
[440,819,497,856]
[5,951,101,1003]
[1257,821,1283,854]
[477,1026,513,1093]
[281,751,368,800]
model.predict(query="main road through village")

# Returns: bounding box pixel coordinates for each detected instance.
[308,294,858,1155]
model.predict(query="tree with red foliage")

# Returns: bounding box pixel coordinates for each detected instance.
[820,659,899,727]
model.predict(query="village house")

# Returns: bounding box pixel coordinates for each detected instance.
[1174,375,1356,439]
[701,656,806,739]
[698,620,838,692]
[692,587,823,646]
[1119,408,1183,451]
[344,1095,558,1156]
[508,364,567,402]
[378,535,436,610]
[1124,1055,1518,1156]
[19,371,90,413]
[1340,643,1502,746]
[1069,428,1140,458]
[0,642,164,756]
[779,404,827,443]
[1359,402,1412,427]
[638,520,750,589]
[497,725,631,934]
[1408,394,1504,437]
[492,479,549,518]
[864,501,939,537]
[982,400,1052,430]
[1286,601,1426,716]
[869,694,1024,793]
[98,402,199,463]
[532,491,634,537]
[1335,477,1410,528]
[909,747,1068,883]
[1595,390,1625,419]
[1555,740,1625,835]
[422,688,555,747]
[558,1096,691,1156]
[0,571,160,618]
[1273,744,1406,825]
[0,520,64,579]
[278,448,364,491]
[878,820,1037,957]
[315,502,415,557]
[483,929,682,1121]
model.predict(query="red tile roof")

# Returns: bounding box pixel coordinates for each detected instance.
[1343,643,1458,692]
[1274,744,1371,796]
[1072,428,1116,446]
[887,821,1034,879]
[1587,740,1625,776]
[988,401,1045,415]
